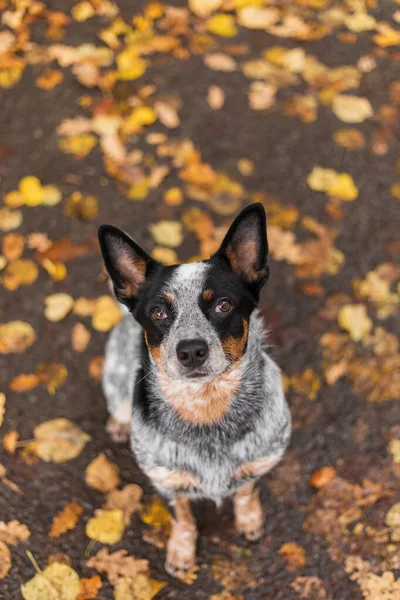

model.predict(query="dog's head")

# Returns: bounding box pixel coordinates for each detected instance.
[99,203,269,382]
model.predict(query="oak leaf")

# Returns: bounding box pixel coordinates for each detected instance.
[49,502,84,538]
[86,548,149,585]
[0,520,31,545]
[103,484,143,525]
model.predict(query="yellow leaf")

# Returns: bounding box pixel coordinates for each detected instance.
[327,173,358,201]
[140,497,172,534]
[385,503,400,528]
[373,24,400,48]
[333,128,365,150]
[127,179,149,201]
[1,233,24,261]
[149,221,183,248]
[117,48,147,80]
[21,562,80,600]
[0,541,11,580]
[307,167,338,192]
[391,182,400,200]
[151,247,178,265]
[206,14,238,37]
[19,176,45,206]
[85,453,120,493]
[42,259,67,281]
[49,502,84,538]
[332,95,373,123]
[59,134,97,158]
[164,187,183,206]
[37,363,68,395]
[33,418,90,463]
[114,574,167,600]
[0,208,23,232]
[44,294,74,322]
[0,321,36,354]
[92,296,123,332]
[71,1,95,22]
[123,106,157,135]
[238,7,279,30]
[71,323,91,352]
[74,297,96,317]
[389,439,400,464]
[4,190,24,208]
[42,185,62,206]
[86,509,125,544]
[338,304,373,342]
[64,192,98,221]
[189,0,222,18]
[345,12,376,33]
[2,259,39,290]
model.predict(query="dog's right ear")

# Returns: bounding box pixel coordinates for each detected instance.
[98,225,157,304]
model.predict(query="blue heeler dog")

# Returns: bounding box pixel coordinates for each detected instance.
[99,203,291,577]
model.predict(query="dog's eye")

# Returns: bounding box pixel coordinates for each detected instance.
[151,307,168,320]
[215,299,233,314]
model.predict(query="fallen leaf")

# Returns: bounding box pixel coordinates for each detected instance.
[291,576,327,599]
[72,1,95,22]
[151,247,178,265]
[309,466,337,489]
[33,418,90,463]
[140,497,172,534]
[114,574,167,600]
[19,176,44,206]
[307,167,358,200]
[149,221,183,248]
[59,134,97,158]
[77,575,102,600]
[1,233,24,261]
[0,321,36,354]
[388,439,400,464]
[154,101,180,129]
[0,393,4,427]
[332,95,373,123]
[86,509,125,544]
[92,296,123,332]
[204,53,237,72]
[37,363,68,395]
[2,259,39,290]
[74,297,96,317]
[207,85,225,110]
[86,548,149,585]
[88,356,104,380]
[64,193,98,221]
[71,323,91,352]
[3,430,19,454]
[338,304,373,342]
[42,259,67,281]
[36,69,64,91]
[238,7,279,30]
[21,562,80,600]
[0,208,23,232]
[85,453,120,493]
[385,503,400,528]
[0,542,11,580]
[9,374,40,392]
[189,0,222,18]
[279,542,307,571]
[333,128,366,150]
[44,293,74,322]
[373,23,400,48]
[0,520,30,544]
[104,484,143,525]
[249,82,276,111]
[49,502,84,538]
[207,14,238,37]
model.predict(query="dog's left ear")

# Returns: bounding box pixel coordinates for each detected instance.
[98,225,158,305]
[216,203,269,287]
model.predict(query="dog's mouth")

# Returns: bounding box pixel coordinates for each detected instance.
[186,370,210,379]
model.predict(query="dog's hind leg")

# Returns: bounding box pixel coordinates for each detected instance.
[165,495,198,578]
[102,314,141,442]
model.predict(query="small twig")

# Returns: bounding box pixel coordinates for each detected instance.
[84,539,97,558]
[26,550,42,575]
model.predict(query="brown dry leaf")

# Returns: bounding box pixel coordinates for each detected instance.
[288,369,321,401]
[21,562,80,600]
[114,573,167,600]
[88,356,104,380]
[338,304,373,342]
[47,553,72,568]
[0,321,36,354]
[85,453,120,493]
[33,418,90,463]
[103,484,143,525]
[74,297,96,317]
[0,520,31,545]
[207,85,225,110]
[36,69,63,90]
[77,575,102,600]
[0,541,11,580]
[333,128,366,149]
[291,576,327,599]
[86,509,125,545]
[49,501,84,538]
[37,363,68,395]
[0,393,4,427]
[9,373,40,392]
[332,95,373,123]
[71,323,91,352]
[238,6,279,30]
[92,296,123,332]
[1,233,24,261]
[268,225,302,264]
[44,293,74,322]
[249,82,276,111]
[204,53,237,72]
[154,101,180,129]
[309,466,337,489]
[86,548,149,586]
[64,192,98,221]
[279,542,307,571]
[3,430,19,454]
[2,259,39,290]
[36,238,91,262]
[28,233,52,253]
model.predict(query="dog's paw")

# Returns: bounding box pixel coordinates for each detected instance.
[165,537,197,579]
[238,523,263,542]
[106,416,130,442]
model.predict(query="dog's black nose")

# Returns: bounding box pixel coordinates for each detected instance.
[176,339,209,368]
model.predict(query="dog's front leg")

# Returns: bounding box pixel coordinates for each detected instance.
[165,495,197,576]
[233,480,263,541]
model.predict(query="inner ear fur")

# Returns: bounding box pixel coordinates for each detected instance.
[217,203,269,285]
[98,225,155,302]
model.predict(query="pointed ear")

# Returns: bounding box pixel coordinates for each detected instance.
[98,225,157,304]
[217,203,269,286]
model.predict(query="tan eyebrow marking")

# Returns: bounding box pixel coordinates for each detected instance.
[164,292,175,305]
[202,288,214,301]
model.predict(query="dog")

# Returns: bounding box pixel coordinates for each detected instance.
[99,203,291,577]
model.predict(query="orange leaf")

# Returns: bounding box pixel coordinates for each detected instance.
[9,374,39,392]
[77,575,102,600]
[309,466,337,489]
[49,501,84,538]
